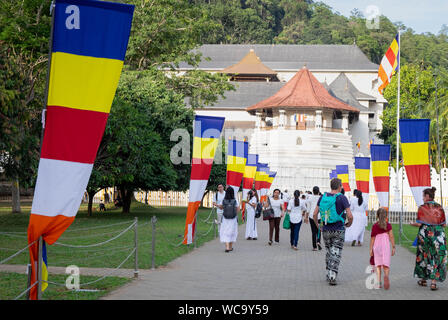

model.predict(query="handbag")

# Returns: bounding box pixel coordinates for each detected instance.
[262,197,275,221]
[283,213,290,229]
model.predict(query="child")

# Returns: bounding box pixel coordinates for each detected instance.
[369,208,396,290]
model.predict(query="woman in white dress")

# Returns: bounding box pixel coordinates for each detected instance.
[220,187,240,252]
[345,189,368,246]
[245,189,258,240]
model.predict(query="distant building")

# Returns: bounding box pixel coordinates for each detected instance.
[179,44,387,191]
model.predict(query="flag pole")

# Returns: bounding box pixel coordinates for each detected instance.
[435,70,443,208]
[396,29,402,245]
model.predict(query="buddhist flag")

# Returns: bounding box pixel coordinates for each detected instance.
[399,119,431,206]
[258,165,270,202]
[226,139,249,200]
[378,33,399,94]
[266,171,277,191]
[336,165,351,191]
[254,163,268,192]
[241,154,258,220]
[371,144,391,208]
[184,115,225,245]
[27,0,134,300]
[329,169,337,180]
[355,157,370,194]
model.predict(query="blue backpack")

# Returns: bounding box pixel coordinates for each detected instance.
[319,193,345,225]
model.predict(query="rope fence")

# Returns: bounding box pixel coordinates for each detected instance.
[0,207,221,300]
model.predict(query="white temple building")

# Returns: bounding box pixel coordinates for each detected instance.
[180,44,386,192]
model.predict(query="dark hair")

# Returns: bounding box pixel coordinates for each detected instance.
[377,208,388,230]
[354,189,363,206]
[330,178,342,191]
[423,187,436,201]
[252,189,259,202]
[301,194,306,199]
[294,190,301,207]
[224,187,235,200]
[312,186,320,195]
[340,188,345,195]
[217,184,224,188]
[273,189,281,199]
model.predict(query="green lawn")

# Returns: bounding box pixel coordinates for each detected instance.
[0,271,131,300]
[0,200,220,299]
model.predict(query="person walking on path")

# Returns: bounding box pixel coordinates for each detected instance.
[264,188,284,245]
[313,178,353,285]
[283,189,290,212]
[345,189,368,246]
[245,189,259,240]
[213,184,226,234]
[306,186,322,251]
[410,187,447,291]
[370,208,395,290]
[220,187,240,253]
[287,190,307,250]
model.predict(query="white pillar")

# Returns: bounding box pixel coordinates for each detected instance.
[279,109,286,129]
[342,112,349,134]
[315,110,322,131]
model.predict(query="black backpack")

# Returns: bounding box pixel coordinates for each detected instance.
[255,202,263,218]
[222,199,237,219]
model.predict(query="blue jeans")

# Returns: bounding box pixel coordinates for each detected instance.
[290,221,302,247]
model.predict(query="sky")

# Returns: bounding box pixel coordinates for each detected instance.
[321,0,447,35]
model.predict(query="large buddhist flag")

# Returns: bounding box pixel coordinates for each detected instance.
[226,139,249,200]
[377,33,399,94]
[241,154,258,220]
[27,0,134,300]
[399,119,431,206]
[371,144,391,208]
[355,157,370,195]
[336,165,351,191]
[184,115,225,245]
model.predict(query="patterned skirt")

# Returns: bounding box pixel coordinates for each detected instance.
[414,224,447,282]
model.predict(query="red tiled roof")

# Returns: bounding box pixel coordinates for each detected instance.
[246,66,359,112]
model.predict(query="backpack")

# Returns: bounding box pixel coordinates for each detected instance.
[319,193,345,225]
[222,199,237,219]
[255,202,263,218]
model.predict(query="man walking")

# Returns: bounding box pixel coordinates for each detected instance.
[313,178,353,285]
[213,184,226,233]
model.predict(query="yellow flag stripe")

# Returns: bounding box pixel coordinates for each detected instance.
[372,161,389,177]
[192,137,219,160]
[401,142,429,166]
[355,169,370,182]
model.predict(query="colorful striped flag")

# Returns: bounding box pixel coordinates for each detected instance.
[336,165,351,191]
[258,165,270,202]
[377,33,399,94]
[370,144,391,208]
[241,154,258,220]
[266,171,277,191]
[355,157,370,196]
[226,139,249,201]
[184,115,225,244]
[254,163,268,193]
[27,0,134,300]
[399,119,431,206]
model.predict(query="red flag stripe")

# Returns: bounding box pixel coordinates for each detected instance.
[373,176,389,192]
[405,165,431,187]
[227,170,244,187]
[190,160,214,180]
[356,181,369,194]
[41,106,109,164]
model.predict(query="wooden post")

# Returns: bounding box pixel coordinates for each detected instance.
[134,217,138,278]
[37,236,43,300]
[151,216,157,270]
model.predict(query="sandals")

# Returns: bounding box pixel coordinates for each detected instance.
[430,283,438,291]
[417,280,427,287]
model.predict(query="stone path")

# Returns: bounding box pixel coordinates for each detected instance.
[102,219,446,300]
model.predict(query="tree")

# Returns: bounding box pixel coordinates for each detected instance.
[0,0,51,213]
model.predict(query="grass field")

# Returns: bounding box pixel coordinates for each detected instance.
[0,200,221,299]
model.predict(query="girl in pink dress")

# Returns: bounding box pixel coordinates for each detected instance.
[369,208,396,290]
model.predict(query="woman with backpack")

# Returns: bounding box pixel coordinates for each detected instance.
[220,187,240,252]
[345,189,368,246]
[287,190,308,250]
[245,189,259,240]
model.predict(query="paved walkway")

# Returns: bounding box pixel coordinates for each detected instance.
[102,219,446,300]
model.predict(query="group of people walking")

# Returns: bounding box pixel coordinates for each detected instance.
[212,178,447,290]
